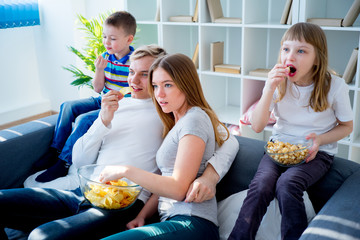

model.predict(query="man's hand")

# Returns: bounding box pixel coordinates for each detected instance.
[100,90,124,127]
[185,164,219,203]
[126,216,145,229]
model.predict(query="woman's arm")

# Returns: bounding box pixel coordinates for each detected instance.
[100,134,206,201]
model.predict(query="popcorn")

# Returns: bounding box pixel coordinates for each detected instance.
[266,140,309,165]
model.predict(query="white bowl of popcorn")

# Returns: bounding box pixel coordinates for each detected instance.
[264,139,312,167]
[78,164,142,210]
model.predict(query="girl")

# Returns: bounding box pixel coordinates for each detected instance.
[228,22,353,240]
[99,53,229,240]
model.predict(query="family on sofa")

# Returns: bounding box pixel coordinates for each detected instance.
[0,11,354,240]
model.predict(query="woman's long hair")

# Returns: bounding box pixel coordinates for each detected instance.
[148,53,229,146]
[277,22,331,112]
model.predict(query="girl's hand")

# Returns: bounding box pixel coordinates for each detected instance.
[126,216,146,229]
[99,165,128,183]
[305,133,320,163]
[265,64,289,92]
[100,90,124,127]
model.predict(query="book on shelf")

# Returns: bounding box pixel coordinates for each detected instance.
[343,47,358,84]
[154,0,160,21]
[207,0,241,24]
[286,3,293,25]
[192,0,199,22]
[207,0,223,22]
[192,43,199,69]
[214,64,241,74]
[169,15,193,22]
[169,0,199,23]
[343,0,360,27]
[306,18,343,27]
[249,68,271,78]
[280,0,292,24]
[210,41,224,71]
[214,17,242,24]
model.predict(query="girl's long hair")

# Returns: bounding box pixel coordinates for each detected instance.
[277,22,331,112]
[148,53,229,146]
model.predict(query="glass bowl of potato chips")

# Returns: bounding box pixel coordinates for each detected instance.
[264,139,312,167]
[78,164,142,210]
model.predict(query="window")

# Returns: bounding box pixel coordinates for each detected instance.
[0,0,40,29]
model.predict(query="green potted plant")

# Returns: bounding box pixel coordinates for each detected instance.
[63,11,110,89]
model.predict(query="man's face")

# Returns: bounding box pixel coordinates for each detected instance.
[128,56,155,99]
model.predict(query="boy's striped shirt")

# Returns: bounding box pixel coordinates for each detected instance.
[102,46,134,96]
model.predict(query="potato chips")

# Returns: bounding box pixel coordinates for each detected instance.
[119,87,133,95]
[84,179,141,210]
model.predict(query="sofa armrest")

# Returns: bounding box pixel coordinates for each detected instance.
[0,115,57,189]
[307,157,360,213]
[300,169,360,240]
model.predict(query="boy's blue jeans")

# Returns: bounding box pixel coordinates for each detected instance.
[228,151,333,240]
[51,96,102,164]
[0,187,144,240]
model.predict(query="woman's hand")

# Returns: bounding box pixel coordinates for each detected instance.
[94,55,108,70]
[305,133,320,163]
[100,90,124,127]
[99,165,129,183]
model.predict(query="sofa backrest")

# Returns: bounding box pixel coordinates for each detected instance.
[217,136,264,202]
[0,115,57,189]
[217,135,360,213]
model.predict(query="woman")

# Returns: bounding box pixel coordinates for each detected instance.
[99,53,229,240]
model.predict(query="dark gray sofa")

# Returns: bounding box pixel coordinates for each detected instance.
[1,115,360,239]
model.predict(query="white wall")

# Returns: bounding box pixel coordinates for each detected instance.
[0,0,124,125]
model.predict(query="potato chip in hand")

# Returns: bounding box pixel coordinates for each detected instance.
[119,87,133,95]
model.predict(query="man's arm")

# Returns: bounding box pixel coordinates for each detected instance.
[72,117,109,168]
[127,194,159,229]
[73,90,123,168]
[185,133,239,202]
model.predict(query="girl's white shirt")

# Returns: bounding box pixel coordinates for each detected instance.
[269,75,353,155]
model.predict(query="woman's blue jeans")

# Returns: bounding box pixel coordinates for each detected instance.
[51,96,102,164]
[0,187,144,240]
[101,215,219,240]
[228,151,333,240]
